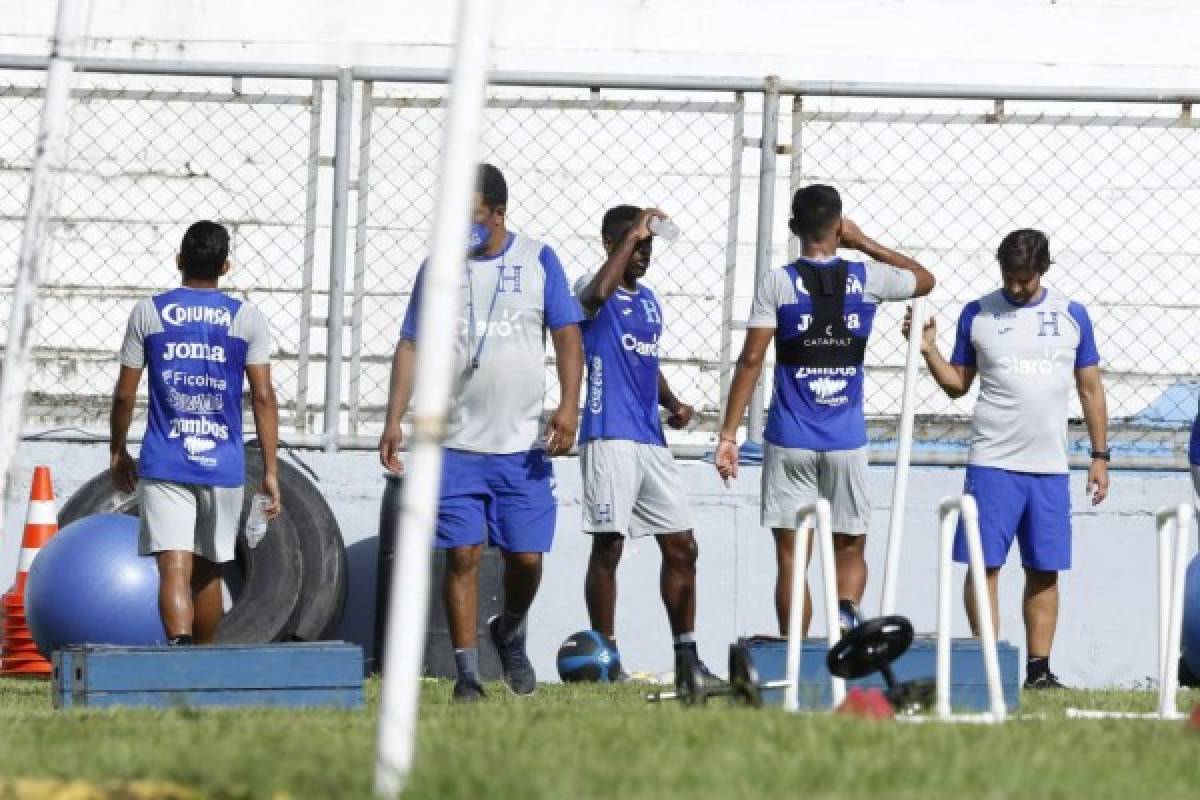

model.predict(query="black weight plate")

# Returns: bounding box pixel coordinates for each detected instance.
[825,615,914,680]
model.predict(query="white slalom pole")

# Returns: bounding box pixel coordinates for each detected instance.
[0,0,90,550]
[374,1,495,796]
[1159,502,1193,719]
[880,296,925,615]
[1155,509,1176,691]
[814,499,845,707]
[960,495,1006,723]
[783,509,813,713]
[934,497,957,720]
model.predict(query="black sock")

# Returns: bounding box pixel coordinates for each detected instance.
[498,610,527,640]
[1026,656,1049,679]
[673,639,698,658]
[454,647,480,683]
[167,634,194,647]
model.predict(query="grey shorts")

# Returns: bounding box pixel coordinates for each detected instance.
[138,479,244,564]
[580,439,692,538]
[761,443,870,534]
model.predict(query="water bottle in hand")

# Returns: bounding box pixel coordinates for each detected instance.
[111,491,135,512]
[648,216,681,242]
[245,493,272,549]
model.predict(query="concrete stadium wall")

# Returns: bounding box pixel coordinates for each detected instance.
[6,1,1200,88]
[3,441,1194,689]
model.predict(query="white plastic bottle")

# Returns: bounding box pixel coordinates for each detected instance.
[245,493,272,548]
[648,216,681,242]
[111,491,135,512]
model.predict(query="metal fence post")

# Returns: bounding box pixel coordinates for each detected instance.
[717,93,745,420]
[294,78,324,435]
[349,80,375,436]
[746,76,781,445]
[788,94,803,263]
[323,67,353,452]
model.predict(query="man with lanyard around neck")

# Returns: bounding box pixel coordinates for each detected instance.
[909,228,1109,689]
[715,184,935,636]
[380,163,584,701]
[110,220,281,646]
[574,205,720,687]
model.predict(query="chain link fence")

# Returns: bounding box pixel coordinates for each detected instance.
[0,67,324,434]
[349,83,747,443]
[2,60,1199,466]
[788,94,1200,465]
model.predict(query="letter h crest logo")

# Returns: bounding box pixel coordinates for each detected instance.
[1036,311,1060,337]
[497,264,523,294]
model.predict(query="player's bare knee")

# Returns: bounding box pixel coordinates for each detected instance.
[446,545,482,577]
[832,533,866,556]
[1024,567,1058,589]
[589,533,624,571]
[661,531,697,571]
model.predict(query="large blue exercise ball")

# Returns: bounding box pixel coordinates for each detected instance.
[25,513,166,656]
[1184,555,1200,680]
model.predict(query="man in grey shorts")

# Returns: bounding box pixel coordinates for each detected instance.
[109,221,280,645]
[575,204,718,683]
[715,185,934,634]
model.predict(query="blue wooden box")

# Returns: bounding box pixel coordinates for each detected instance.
[736,634,1021,711]
[52,642,364,710]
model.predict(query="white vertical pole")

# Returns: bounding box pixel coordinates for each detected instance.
[935,497,957,720]
[1159,503,1193,719]
[373,1,495,796]
[960,494,1006,722]
[880,295,925,615]
[783,510,812,713]
[0,0,90,549]
[1156,511,1175,690]
[814,499,845,706]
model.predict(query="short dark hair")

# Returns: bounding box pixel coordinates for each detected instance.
[180,221,230,280]
[477,163,507,210]
[601,204,641,240]
[996,229,1052,274]
[790,184,842,240]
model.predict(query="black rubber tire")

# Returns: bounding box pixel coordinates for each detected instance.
[244,444,347,641]
[58,447,346,643]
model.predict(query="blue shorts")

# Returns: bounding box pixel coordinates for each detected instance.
[953,465,1071,571]
[436,448,557,552]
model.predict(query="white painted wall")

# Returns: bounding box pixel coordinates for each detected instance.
[6,1,1200,89]
[3,441,1194,689]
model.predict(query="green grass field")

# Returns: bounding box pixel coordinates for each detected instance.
[1,677,1199,799]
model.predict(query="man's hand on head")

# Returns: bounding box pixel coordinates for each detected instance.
[838,218,867,251]
[630,208,665,242]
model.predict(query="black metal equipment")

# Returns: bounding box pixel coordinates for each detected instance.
[647,614,935,711]
[825,615,935,713]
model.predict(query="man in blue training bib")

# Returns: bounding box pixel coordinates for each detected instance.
[379,164,584,701]
[110,220,281,646]
[911,228,1109,689]
[574,205,719,686]
[715,184,935,635]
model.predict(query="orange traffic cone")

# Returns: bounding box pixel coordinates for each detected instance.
[0,466,59,677]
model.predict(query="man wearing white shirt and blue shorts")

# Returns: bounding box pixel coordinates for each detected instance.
[911,228,1110,689]
[379,164,584,701]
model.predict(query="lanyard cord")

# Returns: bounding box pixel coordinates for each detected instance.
[466,251,506,371]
